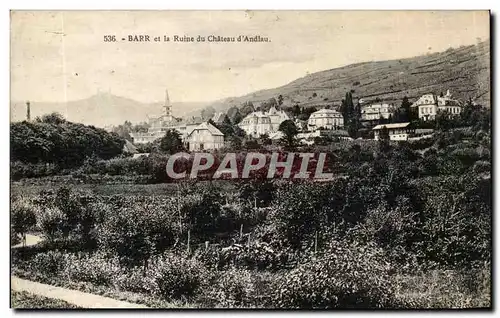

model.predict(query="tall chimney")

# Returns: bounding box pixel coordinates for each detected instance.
[26,101,31,121]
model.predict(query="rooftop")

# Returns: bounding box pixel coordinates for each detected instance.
[313,108,340,114]
[188,122,224,136]
[372,122,411,130]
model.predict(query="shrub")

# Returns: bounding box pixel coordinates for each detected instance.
[271,240,396,309]
[473,160,491,174]
[96,201,177,267]
[200,268,255,308]
[62,252,122,287]
[30,251,67,276]
[10,161,61,180]
[193,245,228,271]
[11,226,21,246]
[237,179,276,208]
[113,267,157,294]
[31,187,103,246]
[181,190,223,241]
[154,253,208,300]
[11,199,37,245]
[36,206,67,241]
[232,241,294,270]
[269,183,334,248]
[352,197,419,266]
[392,264,491,308]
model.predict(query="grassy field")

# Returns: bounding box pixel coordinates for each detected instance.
[11,178,236,196]
[11,290,80,309]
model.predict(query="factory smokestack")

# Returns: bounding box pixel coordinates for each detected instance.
[26,101,31,121]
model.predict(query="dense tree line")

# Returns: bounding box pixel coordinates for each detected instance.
[11,113,125,169]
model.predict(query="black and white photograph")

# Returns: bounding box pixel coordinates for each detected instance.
[9,10,491,309]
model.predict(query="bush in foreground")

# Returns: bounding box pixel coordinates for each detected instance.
[153,253,209,301]
[199,268,255,308]
[271,240,397,309]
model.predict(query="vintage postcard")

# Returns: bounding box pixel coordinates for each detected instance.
[10,10,491,309]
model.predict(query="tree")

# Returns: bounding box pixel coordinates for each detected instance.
[291,104,301,117]
[401,96,413,122]
[278,94,284,106]
[378,115,388,125]
[241,102,255,116]
[378,126,390,153]
[10,117,125,168]
[268,97,278,108]
[260,98,278,112]
[392,108,406,123]
[379,126,390,140]
[200,106,216,120]
[340,92,354,121]
[37,112,66,124]
[160,130,184,154]
[355,102,362,119]
[112,122,133,142]
[227,106,244,124]
[299,106,318,121]
[244,139,260,150]
[278,120,299,148]
[230,136,243,150]
[435,111,452,131]
[232,111,243,125]
[131,122,150,133]
[347,119,359,139]
[11,200,37,247]
[349,102,363,138]
[259,133,272,145]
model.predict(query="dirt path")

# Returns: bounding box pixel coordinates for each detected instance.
[11,276,149,309]
[12,234,43,248]
[12,234,149,308]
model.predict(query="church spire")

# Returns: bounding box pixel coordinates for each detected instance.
[163,89,172,117]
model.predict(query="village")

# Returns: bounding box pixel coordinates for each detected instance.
[128,88,466,151]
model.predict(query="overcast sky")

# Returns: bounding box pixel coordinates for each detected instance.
[11,10,489,104]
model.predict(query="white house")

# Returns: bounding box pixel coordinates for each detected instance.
[185,122,225,151]
[372,122,414,141]
[361,103,396,121]
[307,108,344,131]
[238,106,289,137]
[411,90,462,121]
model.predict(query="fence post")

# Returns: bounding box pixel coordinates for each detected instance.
[240,224,243,240]
[205,240,209,251]
[314,231,318,254]
[177,187,182,234]
[187,229,191,254]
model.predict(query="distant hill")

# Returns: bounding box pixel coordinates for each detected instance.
[10,92,208,127]
[11,41,489,126]
[207,40,490,112]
